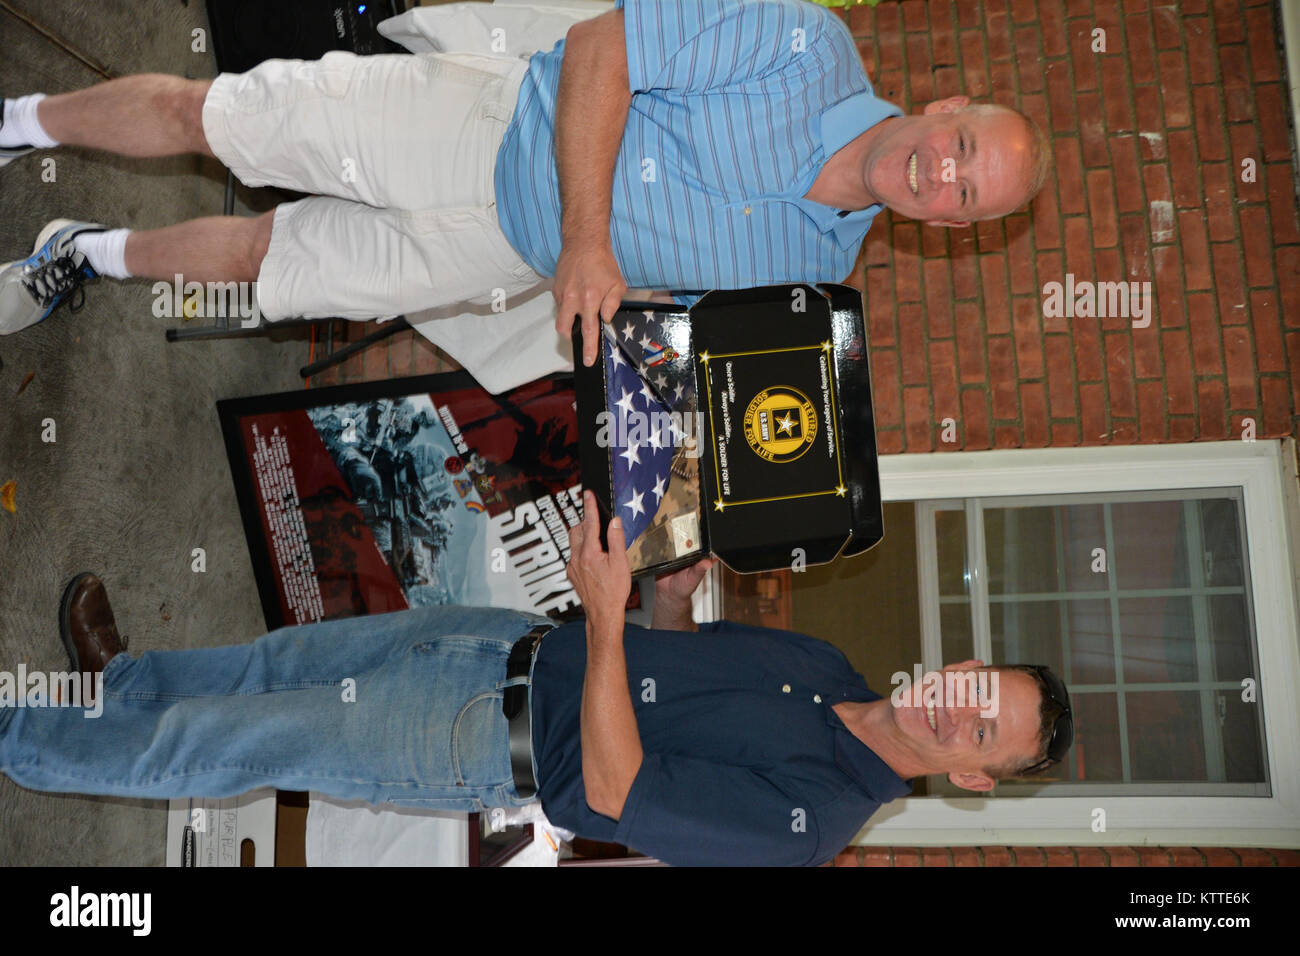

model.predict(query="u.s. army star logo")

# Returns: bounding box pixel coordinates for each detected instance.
[743,386,817,463]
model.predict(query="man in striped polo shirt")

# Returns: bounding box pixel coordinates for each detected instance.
[1,0,1049,378]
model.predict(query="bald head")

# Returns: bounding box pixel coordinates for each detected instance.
[858,96,1051,227]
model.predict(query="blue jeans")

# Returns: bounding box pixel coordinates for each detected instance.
[0,605,552,812]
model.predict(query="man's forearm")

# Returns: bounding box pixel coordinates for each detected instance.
[580,616,643,819]
[556,12,631,247]
[626,288,679,304]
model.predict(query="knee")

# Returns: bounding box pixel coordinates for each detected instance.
[245,211,275,280]
[153,75,213,155]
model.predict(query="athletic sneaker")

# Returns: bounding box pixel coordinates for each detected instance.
[0,219,106,335]
[0,97,37,167]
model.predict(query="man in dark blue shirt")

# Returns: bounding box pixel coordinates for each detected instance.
[531,618,916,865]
[1,492,1070,866]
[552,492,1072,865]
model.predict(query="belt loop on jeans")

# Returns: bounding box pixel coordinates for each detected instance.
[503,623,553,799]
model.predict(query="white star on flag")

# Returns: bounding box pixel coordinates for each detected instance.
[624,488,646,519]
[602,323,678,543]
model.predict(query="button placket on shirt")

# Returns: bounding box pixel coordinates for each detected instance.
[724,194,833,232]
[778,681,826,705]
[722,192,781,218]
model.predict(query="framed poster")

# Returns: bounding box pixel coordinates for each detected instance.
[573,284,885,577]
[217,372,592,629]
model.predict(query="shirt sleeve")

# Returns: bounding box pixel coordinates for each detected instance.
[611,752,824,866]
[615,0,835,94]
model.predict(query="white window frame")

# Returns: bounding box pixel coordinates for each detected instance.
[851,439,1300,849]
[916,488,1262,796]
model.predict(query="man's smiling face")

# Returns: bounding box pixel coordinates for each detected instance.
[862,97,1038,226]
[891,661,1045,792]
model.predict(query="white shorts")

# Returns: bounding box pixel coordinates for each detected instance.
[201,50,543,321]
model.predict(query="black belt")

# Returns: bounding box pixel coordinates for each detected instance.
[503,623,552,799]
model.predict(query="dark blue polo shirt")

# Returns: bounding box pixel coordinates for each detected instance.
[529,619,912,866]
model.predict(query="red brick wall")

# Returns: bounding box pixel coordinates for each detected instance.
[837,0,1299,453]
[307,321,455,387]
[829,0,1299,864]
[830,845,1300,866]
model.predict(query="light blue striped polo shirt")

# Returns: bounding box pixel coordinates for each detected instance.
[493,0,903,310]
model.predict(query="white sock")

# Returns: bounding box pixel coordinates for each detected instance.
[74,228,132,279]
[1,93,59,149]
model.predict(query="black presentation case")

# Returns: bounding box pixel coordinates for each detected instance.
[572,283,885,577]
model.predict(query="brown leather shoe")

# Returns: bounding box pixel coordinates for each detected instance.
[59,572,129,675]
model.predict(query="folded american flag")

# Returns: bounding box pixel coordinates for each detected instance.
[611,308,695,415]
[602,326,677,545]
